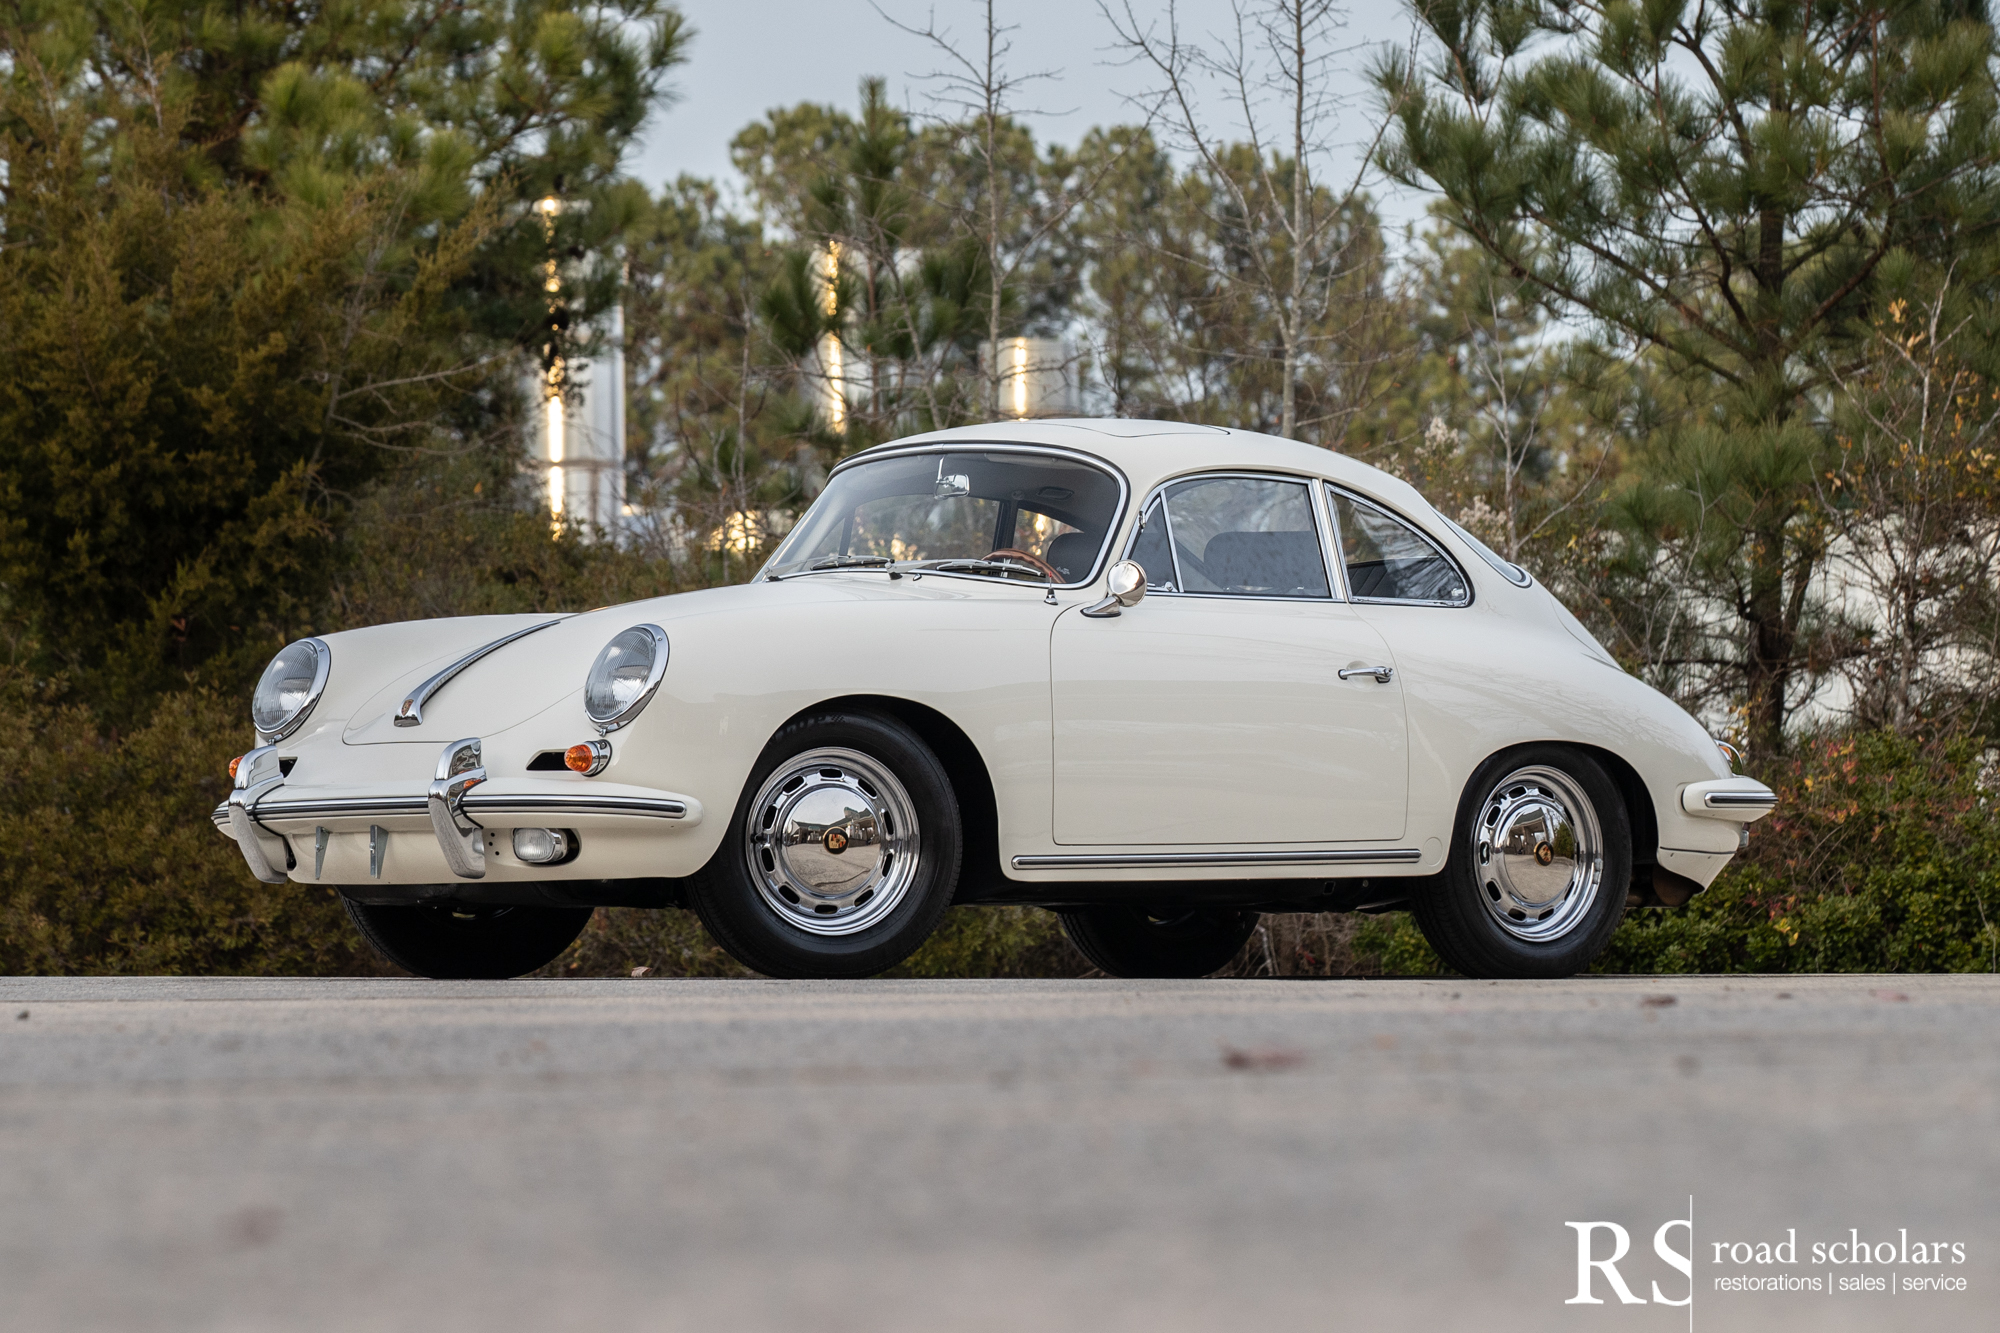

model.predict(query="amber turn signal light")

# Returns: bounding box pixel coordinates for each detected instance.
[565,740,611,776]
[228,754,243,780]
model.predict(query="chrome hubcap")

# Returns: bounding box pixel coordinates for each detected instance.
[1472,765,1603,942]
[745,748,919,937]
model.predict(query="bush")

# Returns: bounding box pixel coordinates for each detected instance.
[1598,732,2000,974]
[0,673,385,975]
[0,474,705,977]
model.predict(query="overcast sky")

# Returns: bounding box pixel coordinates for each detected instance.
[630,0,1431,230]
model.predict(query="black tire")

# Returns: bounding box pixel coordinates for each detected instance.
[688,710,961,979]
[343,899,593,979]
[1058,905,1259,978]
[1410,744,1632,979]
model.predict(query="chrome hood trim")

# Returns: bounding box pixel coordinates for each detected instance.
[393,617,570,727]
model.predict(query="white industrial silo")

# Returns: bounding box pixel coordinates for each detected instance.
[980,337,1076,418]
[536,299,626,535]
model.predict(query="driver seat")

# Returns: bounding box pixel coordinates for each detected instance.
[1044,531,1098,583]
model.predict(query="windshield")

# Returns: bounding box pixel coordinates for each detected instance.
[764,449,1125,585]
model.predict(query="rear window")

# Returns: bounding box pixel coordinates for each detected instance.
[1330,490,1469,606]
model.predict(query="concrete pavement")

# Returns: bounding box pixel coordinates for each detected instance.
[0,975,1993,1330]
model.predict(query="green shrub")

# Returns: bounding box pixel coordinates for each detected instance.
[1598,732,2000,974]
[0,673,384,975]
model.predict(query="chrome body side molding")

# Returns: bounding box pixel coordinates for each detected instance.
[394,618,569,728]
[1011,848,1423,871]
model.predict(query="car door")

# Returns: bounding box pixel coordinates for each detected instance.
[1049,473,1409,845]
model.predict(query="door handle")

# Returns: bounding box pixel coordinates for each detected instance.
[1338,665,1395,684]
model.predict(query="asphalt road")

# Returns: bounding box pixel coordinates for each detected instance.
[0,975,1993,1332]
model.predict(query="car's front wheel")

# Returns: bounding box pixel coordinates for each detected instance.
[688,710,961,978]
[343,900,593,979]
[1411,745,1631,978]
[1058,905,1259,978]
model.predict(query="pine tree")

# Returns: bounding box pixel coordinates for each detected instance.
[1377,0,2000,749]
[0,0,688,706]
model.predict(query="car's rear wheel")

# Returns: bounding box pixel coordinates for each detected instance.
[1058,905,1259,978]
[1411,745,1631,978]
[343,900,593,979]
[688,711,961,978]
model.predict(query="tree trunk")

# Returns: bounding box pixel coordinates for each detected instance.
[984,0,1003,421]
[1281,0,1305,440]
[1744,521,1793,753]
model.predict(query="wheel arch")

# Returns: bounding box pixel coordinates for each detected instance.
[1572,744,1658,869]
[774,694,1002,900]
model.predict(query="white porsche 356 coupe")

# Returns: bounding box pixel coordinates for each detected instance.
[216,419,1774,980]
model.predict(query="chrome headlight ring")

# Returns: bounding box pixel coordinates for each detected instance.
[584,624,670,734]
[252,638,332,742]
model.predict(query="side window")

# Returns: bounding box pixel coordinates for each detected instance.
[1330,490,1469,605]
[1128,498,1175,590]
[1151,476,1330,598]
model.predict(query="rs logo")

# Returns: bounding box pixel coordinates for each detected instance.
[1566,1218,1693,1306]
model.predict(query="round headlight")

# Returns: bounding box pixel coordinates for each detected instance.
[584,625,669,732]
[252,638,331,739]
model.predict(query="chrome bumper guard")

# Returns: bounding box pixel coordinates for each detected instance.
[227,745,290,884]
[1680,777,1778,821]
[429,737,489,879]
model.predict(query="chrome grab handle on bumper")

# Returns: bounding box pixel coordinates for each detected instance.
[227,745,290,883]
[428,737,489,879]
[1338,665,1395,684]
[395,618,568,727]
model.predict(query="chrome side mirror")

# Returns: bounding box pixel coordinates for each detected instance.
[1081,560,1147,618]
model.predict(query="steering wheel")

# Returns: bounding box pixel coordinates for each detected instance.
[982,548,1063,582]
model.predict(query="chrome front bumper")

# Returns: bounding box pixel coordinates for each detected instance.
[215,737,700,885]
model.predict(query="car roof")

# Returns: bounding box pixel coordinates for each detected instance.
[856,418,1438,518]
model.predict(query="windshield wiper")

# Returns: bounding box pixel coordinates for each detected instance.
[918,558,1055,585]
[777,554,903,580]
[810,555,895,570]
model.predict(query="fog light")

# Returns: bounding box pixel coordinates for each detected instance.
[512,828,571,864]
[565,739,611,776]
